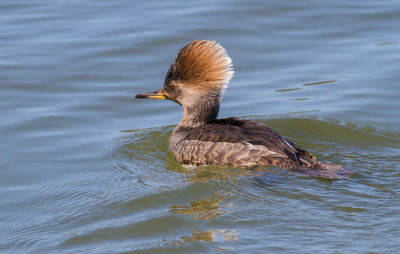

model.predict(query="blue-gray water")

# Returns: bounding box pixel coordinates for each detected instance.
[1,1,400,253]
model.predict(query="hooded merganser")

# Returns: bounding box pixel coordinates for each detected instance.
[136,40,353,179]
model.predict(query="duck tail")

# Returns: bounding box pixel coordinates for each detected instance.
[292,161,353,179]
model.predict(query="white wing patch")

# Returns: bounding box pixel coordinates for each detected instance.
[281,138,295,151]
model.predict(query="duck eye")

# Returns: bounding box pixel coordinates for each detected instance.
[168,83,175,90]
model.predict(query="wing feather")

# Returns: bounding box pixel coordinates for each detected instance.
[173,118,302,166]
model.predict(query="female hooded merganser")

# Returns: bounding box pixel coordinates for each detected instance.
[136,40,353,179]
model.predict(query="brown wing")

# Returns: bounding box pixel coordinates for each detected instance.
[172,118,352,178]
[173,118,302,166]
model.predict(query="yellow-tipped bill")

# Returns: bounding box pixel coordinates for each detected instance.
[135,89,166,99]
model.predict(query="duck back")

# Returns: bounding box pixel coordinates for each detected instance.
[171,118,352,179]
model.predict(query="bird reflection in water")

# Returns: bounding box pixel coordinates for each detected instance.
[167,192,238,248]
[179,229,237,244]
[169,192,229,220]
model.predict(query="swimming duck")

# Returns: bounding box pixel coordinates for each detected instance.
[136,40,352,179]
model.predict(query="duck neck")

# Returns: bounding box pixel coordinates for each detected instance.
[177,95,220,129]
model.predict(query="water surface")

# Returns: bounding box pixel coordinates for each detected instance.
[1,0,399,253]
